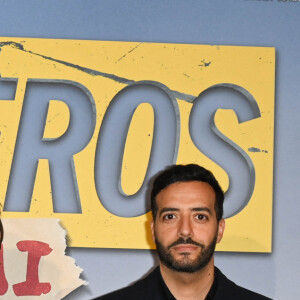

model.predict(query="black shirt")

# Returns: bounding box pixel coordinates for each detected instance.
[93,266,272,300]
[158,267,217,300]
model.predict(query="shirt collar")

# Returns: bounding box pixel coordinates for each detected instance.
[158,267,218,300]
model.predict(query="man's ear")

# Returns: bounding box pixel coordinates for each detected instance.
[151,220,155,242]
[217,219,225,243]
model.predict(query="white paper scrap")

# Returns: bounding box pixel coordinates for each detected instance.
[0,218,86,299]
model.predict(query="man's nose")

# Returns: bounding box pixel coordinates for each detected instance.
[178,216,193,237]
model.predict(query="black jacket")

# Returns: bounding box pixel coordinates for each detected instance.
[93,266,272,300]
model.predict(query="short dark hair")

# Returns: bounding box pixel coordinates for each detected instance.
[151,164,224,221]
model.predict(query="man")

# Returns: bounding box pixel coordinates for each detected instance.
[95,164,272,299]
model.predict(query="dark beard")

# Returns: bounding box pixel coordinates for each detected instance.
[155,234,217,273]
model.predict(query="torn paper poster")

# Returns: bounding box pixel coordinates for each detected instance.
[0,218,86,299]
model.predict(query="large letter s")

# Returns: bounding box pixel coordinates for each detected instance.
[189,84,260,218]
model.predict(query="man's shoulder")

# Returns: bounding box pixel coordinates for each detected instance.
[92,267,160,300]
[215,267,273,300]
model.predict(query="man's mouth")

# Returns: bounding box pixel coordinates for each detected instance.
[172,244,199,252]
[168,237,204,250]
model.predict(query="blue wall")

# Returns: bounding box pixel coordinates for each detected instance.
[1,1,299,299]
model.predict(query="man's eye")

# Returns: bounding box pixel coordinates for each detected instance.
[163,214,176,220]
[195,214,208,221]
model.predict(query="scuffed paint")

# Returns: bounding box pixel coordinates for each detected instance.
[249,147,261,152]
[115,42,143,63]
[248,147,268,153]
[0,41,135,84]
[0,41,25,51]
[0,41,196,102]
[198,59,212,67]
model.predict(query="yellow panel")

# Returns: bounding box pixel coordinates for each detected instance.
[0,38,275,251]
[121,103,154,195]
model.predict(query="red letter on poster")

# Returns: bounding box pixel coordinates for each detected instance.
[0,245,8,295]
[13,241,52,296]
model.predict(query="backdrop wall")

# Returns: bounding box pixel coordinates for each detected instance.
[0,1,299,299]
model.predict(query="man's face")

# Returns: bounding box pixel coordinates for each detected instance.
[151,181,225,273]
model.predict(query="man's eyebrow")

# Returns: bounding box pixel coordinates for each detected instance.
[158,207,213,217]
[191,207,213,215]
[158,207,179,217]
